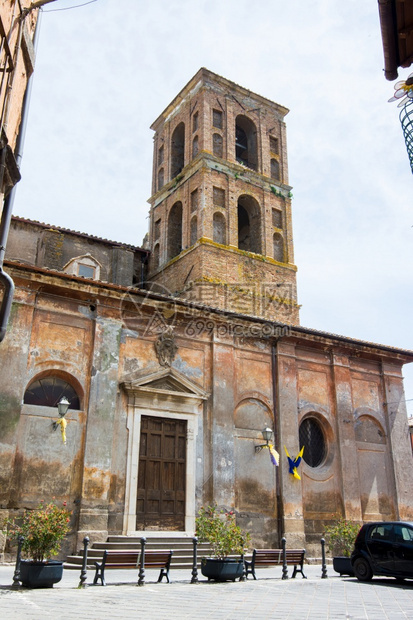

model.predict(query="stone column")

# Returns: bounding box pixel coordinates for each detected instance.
[77,316,122,544]
[276,342,305,548]
[211,335,235,507]
[381,361,413,520]
[330,352,361,520]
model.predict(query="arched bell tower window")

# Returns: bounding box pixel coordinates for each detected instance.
[235,115,258,170]
[24,375,81,410]
[237,195,261,254]
[171,122,185,179]
[167,201,183,261]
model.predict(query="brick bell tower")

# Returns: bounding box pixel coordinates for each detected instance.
[147,68,300,325]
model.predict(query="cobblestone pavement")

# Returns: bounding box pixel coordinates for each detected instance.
[1,564,413,619]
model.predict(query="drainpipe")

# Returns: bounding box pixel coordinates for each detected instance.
[271,340,284,546]
[0,5,43,342]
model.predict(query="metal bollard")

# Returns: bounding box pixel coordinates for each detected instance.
[78,536,89,588]
[138,537,146,586]
[191,536,199,583]
[12,535,24,587]
[321,537,328,579]
[281,537,288,580]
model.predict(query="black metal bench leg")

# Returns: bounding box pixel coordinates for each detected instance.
[292,565,306,579]
[157,568,170,583]
[93,564,105,586]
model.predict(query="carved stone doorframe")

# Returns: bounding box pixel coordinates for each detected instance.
[121,368,207,535]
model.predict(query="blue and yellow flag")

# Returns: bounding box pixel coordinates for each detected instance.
[284,445,304,480]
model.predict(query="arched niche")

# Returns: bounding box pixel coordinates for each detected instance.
[213,212,226,245]
[190,215,197,246]
[213,133,223,158]
[273,232,284,262]
[271,158,280,181]
[152,243,160,271]
[234,397,272,430]
[354,415,386,444]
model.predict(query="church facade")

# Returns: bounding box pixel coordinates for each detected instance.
[1,69,412,559]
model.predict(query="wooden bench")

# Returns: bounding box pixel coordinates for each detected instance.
[93,549,173,586]
[245,548,306,580]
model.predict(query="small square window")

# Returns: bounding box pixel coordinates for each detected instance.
[212,109,223,129]
[78,264,96,279]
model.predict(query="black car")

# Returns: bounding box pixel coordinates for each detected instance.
[351,521,413,582]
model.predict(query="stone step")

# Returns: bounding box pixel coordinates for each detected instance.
[102,542,206,548]
[106,536,198,544]
[64,535,215,571]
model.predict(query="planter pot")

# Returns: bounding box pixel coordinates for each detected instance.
[333,556,354,577]
[201,558,244,582]
[20,560,64,588]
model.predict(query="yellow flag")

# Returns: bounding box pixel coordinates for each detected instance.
[55,418,67,444]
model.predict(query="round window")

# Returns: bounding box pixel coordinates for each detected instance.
[299,417,326,467]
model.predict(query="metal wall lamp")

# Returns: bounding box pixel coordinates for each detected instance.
[255,427,274,453]
[56,396,70,420]
[52,397,70,444]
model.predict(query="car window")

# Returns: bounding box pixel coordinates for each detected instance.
[368,524,394,542]
[394,525,413,543]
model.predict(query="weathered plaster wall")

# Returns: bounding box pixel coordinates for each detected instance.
[1,266,413,558]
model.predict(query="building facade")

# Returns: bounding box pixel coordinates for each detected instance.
[1,70,413,560]
[0,0,38,201]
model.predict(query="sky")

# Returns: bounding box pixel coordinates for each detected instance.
[11,0,413,416]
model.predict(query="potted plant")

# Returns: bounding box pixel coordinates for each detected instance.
[324,516,360,577]
[196,504,250,581]
[7,500,71,588]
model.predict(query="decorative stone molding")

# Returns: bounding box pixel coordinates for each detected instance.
[154,325,178,367]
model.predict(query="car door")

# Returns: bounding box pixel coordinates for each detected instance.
[365,524,395,574]
[392,524,413,576]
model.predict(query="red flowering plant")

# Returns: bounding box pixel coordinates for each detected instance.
[7,500,71,562]
[195,504,250,560]
[324,516,360,558]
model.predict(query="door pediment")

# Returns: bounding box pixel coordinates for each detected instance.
[121,367,208,401]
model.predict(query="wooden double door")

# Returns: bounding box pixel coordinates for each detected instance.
[136,415,186,530]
